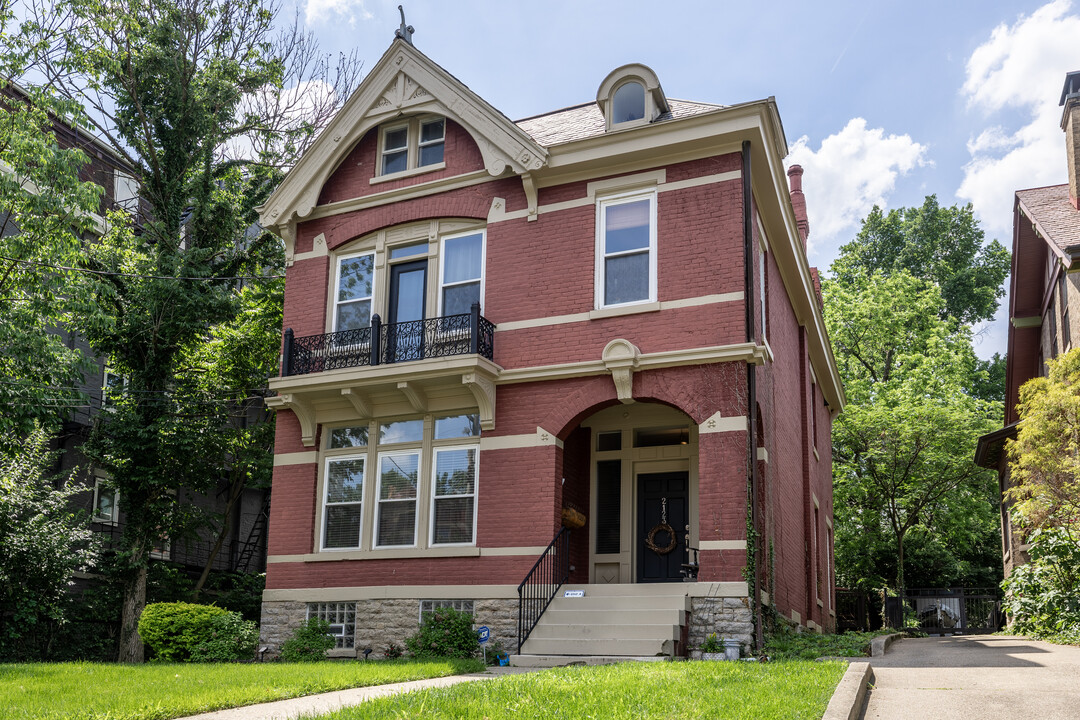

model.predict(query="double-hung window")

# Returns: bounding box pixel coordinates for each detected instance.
[375,451,420,547]
[379,117,445,177]
[92,476,118,523]
[439,231,484,315]
[431,447,477,545]
[334,252,375,331]
[323,455,366,549]
[596,190,657,308]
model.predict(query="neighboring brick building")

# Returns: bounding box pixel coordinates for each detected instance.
[976,71,1080,578]
[258,35,844,661]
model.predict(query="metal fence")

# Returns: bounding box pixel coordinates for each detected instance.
[885,588,1003,634]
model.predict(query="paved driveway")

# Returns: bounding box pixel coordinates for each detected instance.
[863,635,1080,720]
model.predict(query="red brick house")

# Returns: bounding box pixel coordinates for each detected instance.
[257,35,843,662]
[976,70,1080,578]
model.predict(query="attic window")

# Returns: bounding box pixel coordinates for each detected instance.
[612,82,645,124]
[378,116,446,177]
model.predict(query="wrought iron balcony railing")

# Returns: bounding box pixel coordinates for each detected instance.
[281,302,494,377]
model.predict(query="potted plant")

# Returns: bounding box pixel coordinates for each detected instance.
[700,633,724,661]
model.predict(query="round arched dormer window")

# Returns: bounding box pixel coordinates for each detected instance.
[612,82,646,124]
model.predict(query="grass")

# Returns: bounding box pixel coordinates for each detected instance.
[0,658,484,720]
[764,628,895,660]
[318,660,847,720]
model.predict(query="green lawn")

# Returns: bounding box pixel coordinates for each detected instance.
[318,660,848,720]
[765,629,895,660]
[0,658,483,720]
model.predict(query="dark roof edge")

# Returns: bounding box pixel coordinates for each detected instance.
[974,421,1019,469]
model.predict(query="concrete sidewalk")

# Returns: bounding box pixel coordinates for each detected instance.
[177,666,538,720]
[863,635,1080,720]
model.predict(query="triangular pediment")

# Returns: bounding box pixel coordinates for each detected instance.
[259,39,547,235]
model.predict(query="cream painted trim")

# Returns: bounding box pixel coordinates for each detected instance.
[495,292,743,332]
[813,446,820,462]
[479,546,548,556]
[1012,316,1041,328]
[289,233,328,265]
[699,540,747,551]
[369,161,446,185]
[760,590,770,605]
[498,342,768,385]
[304,169,491,224]
[825,516,833,529]
[817,598,824,608]
[479,427,563,451]
[756,447,768,463]
[791,610,801,624]
[263,584,521,602]
[488,169,742,224]
[274,451,318,466]
[685,582,748,597]
[812,492,820,510]
[269,546,480,563]
[698,412,747,434]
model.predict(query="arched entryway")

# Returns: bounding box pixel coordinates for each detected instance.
[562,402,699,585]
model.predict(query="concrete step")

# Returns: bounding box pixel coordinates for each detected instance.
[543,608,687,625]
[545,594,691,612]
[529,622,680,641]
[559,583,693,597]
[510,654,676,668]
[521,636,675,657]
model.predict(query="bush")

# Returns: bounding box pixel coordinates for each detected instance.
[1003,527,1080,643]
[188,611,259,662]
[280,618,335,661]
[138,602,229,661]
[383,641,404,659]
[405,607,478,659]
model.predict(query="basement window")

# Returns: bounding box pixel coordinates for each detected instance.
[419,599,474,624]
[307,602,356,649]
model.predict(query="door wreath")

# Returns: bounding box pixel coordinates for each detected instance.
[645,522,677,555]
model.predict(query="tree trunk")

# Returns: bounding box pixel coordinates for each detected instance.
[191,474,245,599]
[896,531,906,593]
[118,563,147,663]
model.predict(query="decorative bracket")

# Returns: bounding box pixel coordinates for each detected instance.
[397,381,427,413]
[265,393,317,446]
[602,338,641,404]
[340,387,371,417]
[461,372,496,430]
[521,172,538,222]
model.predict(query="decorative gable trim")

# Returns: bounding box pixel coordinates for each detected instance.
[258,39,546,238]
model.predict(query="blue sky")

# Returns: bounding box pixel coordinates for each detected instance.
[295,0,1080,359]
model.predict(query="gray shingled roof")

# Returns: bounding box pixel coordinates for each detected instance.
[515,99,724,146]
[1017,184,1080,254]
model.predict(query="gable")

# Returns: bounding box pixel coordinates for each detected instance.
[259,39,546,236]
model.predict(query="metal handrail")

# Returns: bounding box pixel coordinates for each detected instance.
[516,526,571,653]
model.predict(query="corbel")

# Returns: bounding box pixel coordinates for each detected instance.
[461,372,496,430]
[601,339,641,404]
[280,220,297,267]
[521,172,538,222]
[265,392,317,446]
[340,387,371,417]
[396,381,427,413]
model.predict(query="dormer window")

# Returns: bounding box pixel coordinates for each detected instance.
[378,116,446,177]
[596,64,670,132]
[612,82,646,124]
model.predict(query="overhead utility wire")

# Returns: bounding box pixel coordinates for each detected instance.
[0,255,285,282]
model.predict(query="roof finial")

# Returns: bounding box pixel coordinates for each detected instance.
[395,5,414,45]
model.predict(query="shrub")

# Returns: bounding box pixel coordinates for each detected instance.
[1003,527,1080,643]
[383,641,404,659]
[280,618,335,661]
[405,607,478,659]
[188,611,259,662]
[138,602,229,661]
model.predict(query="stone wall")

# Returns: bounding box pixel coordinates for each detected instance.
[688,596,753,658]
[260,601,308,654]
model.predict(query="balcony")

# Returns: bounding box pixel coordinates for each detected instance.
[268,302,499,446]
[282,303,494,376]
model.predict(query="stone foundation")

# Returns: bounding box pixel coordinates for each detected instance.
[260,597,518,659]
[688,596,753,658]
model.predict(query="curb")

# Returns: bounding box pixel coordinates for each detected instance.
[871,632,903,657]
[822,661,874,720]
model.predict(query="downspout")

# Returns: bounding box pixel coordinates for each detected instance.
[741,140,763,653]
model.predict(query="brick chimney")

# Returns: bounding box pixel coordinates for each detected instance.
[787,164,810,245]
[1062,71,1080,210]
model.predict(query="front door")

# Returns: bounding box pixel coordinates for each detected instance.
[387,259,427,362]
[636,471,689,583]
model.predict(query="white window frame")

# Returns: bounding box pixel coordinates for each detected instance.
[374,449,421,549]
[379,122,410,176]
[332,250,376,333]
[419,599,474,623]
[308,602,356,649]
[437,229,486,316]
[417,118,446,167]
[611,81,647,127]
[429,445,479,547]
[92,476,119,524]
[377,116,446,178]
[595,189,657,309]
[321,454,367,551]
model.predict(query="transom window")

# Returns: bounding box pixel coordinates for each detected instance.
[379,117,445,176]
[596,190,657,308]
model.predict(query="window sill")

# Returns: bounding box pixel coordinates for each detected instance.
[817,598,824,608]
[813,446,819,462]
[297,545,481,562]
[370,162,446,185]
[589,301,660,320]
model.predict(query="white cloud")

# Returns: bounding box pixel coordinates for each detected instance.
[787,118,928,258]
[957,0,1080,235]
[305,0,373,26]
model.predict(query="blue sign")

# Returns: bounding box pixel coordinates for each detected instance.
[477,625,491,643]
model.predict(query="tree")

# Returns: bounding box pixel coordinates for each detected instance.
[826,272,1001,591]
[0,426,98,660]
[14,0,360,661]
[1006,348,1080,531]
[831,196,1010,326]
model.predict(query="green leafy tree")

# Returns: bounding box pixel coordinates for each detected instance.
[0,426,98,660]
[826,272,1001,591]
[14,0,360,661]
[831,196,1010,326]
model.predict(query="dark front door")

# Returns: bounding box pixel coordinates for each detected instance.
[387,259,427,362]
[637,471,689,583]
